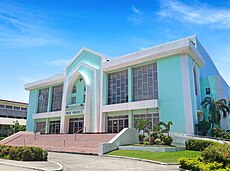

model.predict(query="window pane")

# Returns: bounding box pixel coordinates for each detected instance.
[108,70,128,104]
[38,88,49,113]
[51,85,63,112]
[133,63,158,101]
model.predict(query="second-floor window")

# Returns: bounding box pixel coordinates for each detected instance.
[108,70,128,105]
[37,88,49,113]
[51,84,63,112]
[133,63,158,101]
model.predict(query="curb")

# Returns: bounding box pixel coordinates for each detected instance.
[103,155,179,166]
[0,160,63,171]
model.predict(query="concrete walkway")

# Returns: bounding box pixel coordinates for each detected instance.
[49,152,179,171]
[0,158,63,171]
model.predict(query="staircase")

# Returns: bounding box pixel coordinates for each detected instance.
[0,132,115,155]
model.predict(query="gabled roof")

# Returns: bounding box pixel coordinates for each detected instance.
[66,47,108,68]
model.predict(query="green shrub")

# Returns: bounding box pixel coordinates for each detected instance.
[138,134,145,142]
[143,136,149,142]
[162,136,173,146]
[185,139,218,151]
[150,132,158,139]
[154,138,161,145]
[210,128,224,138]
[201,143,230,167]
[144,141,150,145]
[196,120,211,136]
[0,145,48,161]
[178,157,223,171]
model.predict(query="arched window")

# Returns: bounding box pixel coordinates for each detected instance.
[193,66,198,96]
[72,85,76,93]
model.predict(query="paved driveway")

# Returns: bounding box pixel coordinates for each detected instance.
[0,165,31,171]
[49,152,179,171]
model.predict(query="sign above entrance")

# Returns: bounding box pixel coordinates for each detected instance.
[65,103,85,115]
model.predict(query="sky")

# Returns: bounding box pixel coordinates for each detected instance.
[0,0,230,103]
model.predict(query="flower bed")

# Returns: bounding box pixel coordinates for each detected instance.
[119,145,185,152]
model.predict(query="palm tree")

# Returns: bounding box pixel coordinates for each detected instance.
[159,121,173,136]
[135,119,151,134]
[201,97,230,128]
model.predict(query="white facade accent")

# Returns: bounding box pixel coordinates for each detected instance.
[33,111,62,119]
[103,36,204,72]
[102,99,158,113]
[180,55,195,134]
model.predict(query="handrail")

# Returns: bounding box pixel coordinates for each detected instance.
[34,128,46,140]
[74,127,84,140]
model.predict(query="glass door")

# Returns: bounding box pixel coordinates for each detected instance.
[49,121,60,134]
[69,118,84,134]
[107,115,128,133]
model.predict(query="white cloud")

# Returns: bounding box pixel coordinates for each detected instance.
[0,1,61,48]
[158,0,230,29]
[128,6,147,25]
[132,6,141,15]
[46,59,69,67]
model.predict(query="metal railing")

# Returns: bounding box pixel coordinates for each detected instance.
[34,128,46,140]
[74,127,85,140]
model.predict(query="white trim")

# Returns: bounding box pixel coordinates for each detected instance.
[102,99,158,113]
[66,47,108,68]
[25,73,64,91]
[25,36,205,90]
[180,55,194,134]
[103,36,204,72]
[33,111,62,119]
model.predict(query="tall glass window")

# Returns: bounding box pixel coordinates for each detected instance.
[133,63,158,101]
[108,70,128,104]
[37,88,49,113]
[193,66,198,96]
[51,84,63,112]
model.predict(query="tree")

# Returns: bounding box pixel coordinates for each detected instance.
[196,120,211,136]
[159,121,173,136]
[201,97,230,128]
[8,122,26,136]
[135,119,151,134]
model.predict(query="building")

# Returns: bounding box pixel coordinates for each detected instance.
[25,35,230,135]
[0,99,27,137]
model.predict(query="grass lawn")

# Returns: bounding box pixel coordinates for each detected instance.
[107,150,201,163]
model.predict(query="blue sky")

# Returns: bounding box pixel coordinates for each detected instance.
[1,0,230,102]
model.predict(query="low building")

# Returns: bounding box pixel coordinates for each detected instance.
[0,99,27,136]
[25,35,230,135]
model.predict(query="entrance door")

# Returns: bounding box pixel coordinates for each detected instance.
[49,121,60,134]
[69,118,84,134]
[107,115,128,133]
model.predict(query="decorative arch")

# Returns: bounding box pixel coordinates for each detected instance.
[61,62,100,133]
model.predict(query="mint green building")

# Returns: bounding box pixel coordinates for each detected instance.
[25,35,230,135]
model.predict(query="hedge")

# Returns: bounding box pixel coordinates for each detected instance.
[185,139,219,151]
[0,145,48,161]
[178,157,223,171]
[179,143,230,170]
